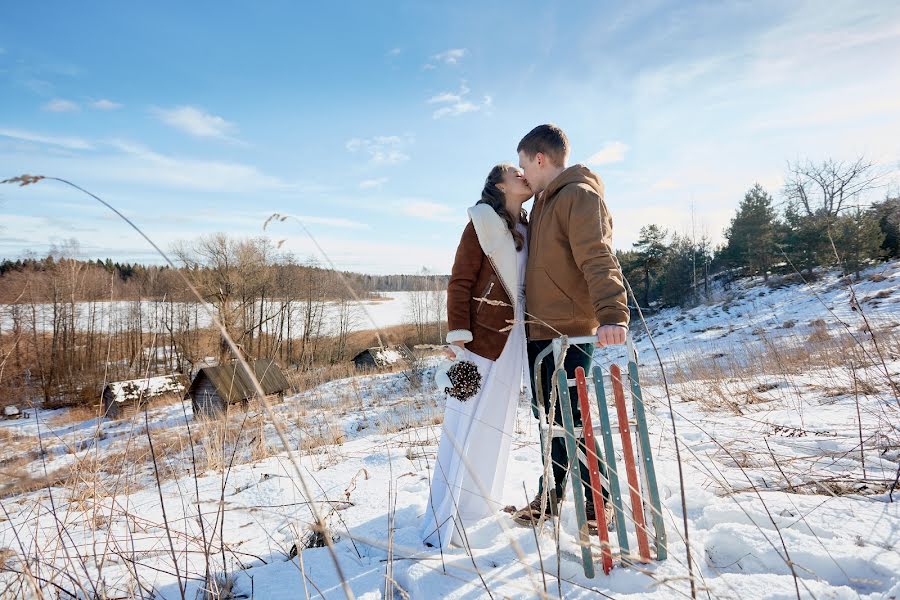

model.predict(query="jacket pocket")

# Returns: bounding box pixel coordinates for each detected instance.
[529,268,574,320]
[475,278,495,314]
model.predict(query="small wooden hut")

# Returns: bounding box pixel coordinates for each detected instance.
[102,375,185,419]
[351,345,411,370]
[186,358,290,418]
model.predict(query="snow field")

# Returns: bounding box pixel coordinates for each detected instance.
[0,262,898,598]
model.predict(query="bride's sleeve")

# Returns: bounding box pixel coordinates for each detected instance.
[446,222,481,344]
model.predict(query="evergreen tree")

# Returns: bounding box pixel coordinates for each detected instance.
[615,249,642,305]
[723,184,778,280]
[658,234,695,306]
[782,206,832,275]
[832,207,885,279]
[870,196,900,258]
[632,224,668,307]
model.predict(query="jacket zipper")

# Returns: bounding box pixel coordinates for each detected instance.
[530,195,547,258]
[476,280,494,313]
[530,188,561,261]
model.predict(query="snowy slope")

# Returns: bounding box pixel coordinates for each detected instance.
[0,262,898,599]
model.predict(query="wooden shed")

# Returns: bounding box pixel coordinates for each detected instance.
[186,358,290,418]
[102,375,185,419]
[351,345,411,370]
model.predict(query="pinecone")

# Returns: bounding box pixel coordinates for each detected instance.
[445,360,482,401]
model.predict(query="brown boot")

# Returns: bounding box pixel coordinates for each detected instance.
[585,502,616,534]
[511,493,558,526]
[585,503,598,534]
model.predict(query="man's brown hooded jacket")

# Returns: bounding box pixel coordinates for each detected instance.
[525,164,629,340]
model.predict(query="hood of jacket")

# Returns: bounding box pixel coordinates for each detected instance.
[542,164,605,202]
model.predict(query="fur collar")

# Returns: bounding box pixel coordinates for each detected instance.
[467,203,519,310]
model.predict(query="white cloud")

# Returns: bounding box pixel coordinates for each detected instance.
[428,82,491,119]
[346,135,413,165]
[650,178,679,191]
[397,200,458,222]
[587,141,629,165]
[91,99,123,110]
[152,105,237,140]
[359,177,388,190]
[433,48,467,65]
[201,211,369,230]
[22,79,54,95]
[103,139,292,191]
[0,127,94,150]
[387,48,401,56]
[0,131,324,194]
[42,98,80,113]
[295,215,370,229]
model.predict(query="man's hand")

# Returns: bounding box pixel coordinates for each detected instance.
[595,325,627,348]
[442,341,465,359]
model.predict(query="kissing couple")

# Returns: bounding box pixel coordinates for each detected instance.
[422,123,630,549]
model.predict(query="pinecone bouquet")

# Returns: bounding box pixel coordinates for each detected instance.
[434,346,483,402]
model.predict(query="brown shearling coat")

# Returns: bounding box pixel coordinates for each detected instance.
[446,221,515,361]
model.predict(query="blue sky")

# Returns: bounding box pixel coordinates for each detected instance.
[2,1,899,274]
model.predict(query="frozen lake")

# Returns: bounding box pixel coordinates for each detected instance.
[0,290,443,338]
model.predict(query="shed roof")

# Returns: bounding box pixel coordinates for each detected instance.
[103,375,185,404]
[351,345,410,367]
[188,358,289,404]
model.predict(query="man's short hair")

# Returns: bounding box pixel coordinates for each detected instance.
[517,124,569,167]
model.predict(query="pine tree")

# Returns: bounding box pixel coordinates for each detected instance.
[782,206,831,275]
[632,225,668,307]
[615,249,642,305]
[723,183,778,280]
[870,196,900,258]
[832,207,885,279]
[658,234,695,306]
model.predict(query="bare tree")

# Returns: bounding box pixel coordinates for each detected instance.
[784,157,882,218]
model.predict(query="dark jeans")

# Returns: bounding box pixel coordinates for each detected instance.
[528,340,608,507]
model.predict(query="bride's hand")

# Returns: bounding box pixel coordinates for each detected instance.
[442,342,465,359]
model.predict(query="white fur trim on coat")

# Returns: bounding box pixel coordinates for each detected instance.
[446,329,473,344]
[467,203,518,310]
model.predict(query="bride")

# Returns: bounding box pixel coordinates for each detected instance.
[421,163,533,549]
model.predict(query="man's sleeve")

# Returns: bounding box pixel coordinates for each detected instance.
[446,222,481,343]
[562,185,630,327]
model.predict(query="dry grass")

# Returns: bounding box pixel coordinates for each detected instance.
[669,326,894,412]
[667,322,900,385]
[47,403,100,426]
[200,572,240,600]
[0,547,14,569]
[0,466,70,498]
[299,418,347,452]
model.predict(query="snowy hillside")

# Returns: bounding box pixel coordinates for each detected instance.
[0,262,898,599]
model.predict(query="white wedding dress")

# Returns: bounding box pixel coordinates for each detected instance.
[422,223,528,549]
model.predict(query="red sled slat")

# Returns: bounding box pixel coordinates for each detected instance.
[575,367,613,574]
[610,364,651,563]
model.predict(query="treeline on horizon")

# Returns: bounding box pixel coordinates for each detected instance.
[0,240,450,305]
[617,157,900,309]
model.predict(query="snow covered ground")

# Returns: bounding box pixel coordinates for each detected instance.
[0,262,898,599]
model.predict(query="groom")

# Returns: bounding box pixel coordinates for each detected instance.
[511,124,629,529]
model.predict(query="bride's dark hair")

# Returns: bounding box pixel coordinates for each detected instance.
[477,163,528,250]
